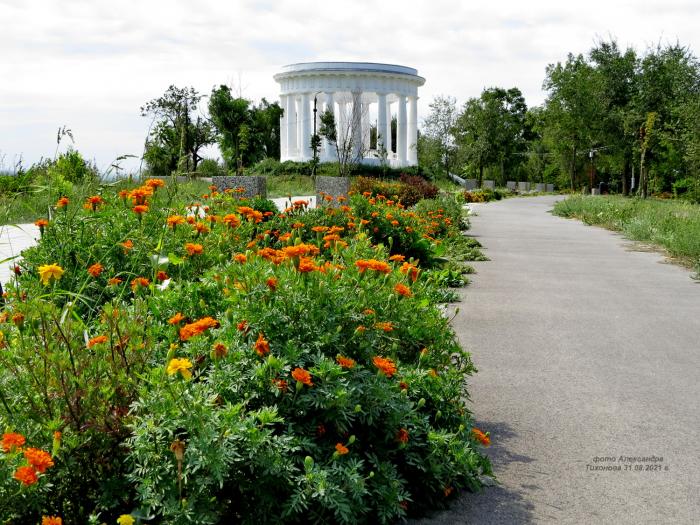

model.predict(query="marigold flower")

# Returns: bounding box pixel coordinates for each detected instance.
[2,432,26,452]
[130,277,150,291]
[222,214,241,228]
[266,277,278,290]
[336,355,356,369]
[472,427,491,447]
[291,367,313,386]
[120,239,134,253]
[12,312,25,326]
[56,196,69,208]
[193,222,210,235]
[297,257,318,273]
[427,368,438,378]
[128,186,153,205]
[394,283,412,297]
[373,356,397,377]
[212,342,228,359]
[38,263,64,285]
[399,262,419,282]
[273,378,288,391]
[167,357,193,380]
[396,428,409,444]
[116,515,134,525]
[87,335,108,348]
[133,204,149,215]
[156,270,169,281]
[443,486,454,497]
[311,226,329,233]
[35,218,49,229]
[355,259,391,274]
[233,253,247,264]
[145,178,165,189]
[292,222,305,229]
[107,277,123,286]
[254,333,270,357]
[236,320,248,332]
[168,312,185,325]
[374,321,394,332]
[42,517,63,525]
[281,243,319,258]
[14,465,38,486]
[355,325,366,333]
[179,316,219,341]
[185,243,203,256]
[87,262,104,277]
[86,195,103,210]
[167,215,186,228]
[335,443,349,455]
[24,447,54,473]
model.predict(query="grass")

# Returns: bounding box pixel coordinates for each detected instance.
[264,174,314,197]
[553,195,700,271]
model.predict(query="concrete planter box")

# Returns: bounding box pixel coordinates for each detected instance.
[315,176,351,206]
[535,183,546,192]
[517,181,530,192]
[212,176,267,198]
[482,180,495,189]
[546,184,554,192]
[464,179,478,190]
[506,181,516,190]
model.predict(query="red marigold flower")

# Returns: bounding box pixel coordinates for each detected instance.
[35,218,49,228]
[56,196,69,208]
[233,253,247,264]
[273,378,288,392]
[156,270,169,281]
[317,424,326,436]
[42,516,63,525]
[335,443,349,455]
[236,320,248,332]
[133,204,149,215]
[373,356,397,377]
[336,355,355,369]
[86,195,103,210]
[394,283,412,297]
[2,432,26,452]
[399,381,409,390]
[266,277,278,290]
[212,342,228,359]
[471,428,491,447]
[168,312,185,325]
[396,428,409,444]
[87,263,104,277]
[185,243,203,256]
[87,335,108,348]
[24,447,54,473]
[130,277,150,291]
[254,333,270,357]
[179,316,219,341]
[14,465,38,486]
[291,367,313,386]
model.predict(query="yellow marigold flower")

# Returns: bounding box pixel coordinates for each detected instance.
[38,263,64,285]
[117,514,135,525]
[167,357,193,380]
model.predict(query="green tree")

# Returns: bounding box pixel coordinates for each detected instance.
[421,95,458,177]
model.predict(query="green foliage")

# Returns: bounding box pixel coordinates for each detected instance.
[351,175,438,208]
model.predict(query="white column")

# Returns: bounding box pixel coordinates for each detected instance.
[300,92,311,160]
[338,99,348,148]
[386,99,393,159]
[351,91,363,160]
[280,94,287,160]
[361,100,370,151]
[408,95,418,165]
[286,95,297,160]
[322,92,335,161]
[397,94,407,166]
[377,93,387,156]
[296,97,303,158]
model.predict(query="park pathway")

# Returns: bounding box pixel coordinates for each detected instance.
[416,195,700,524]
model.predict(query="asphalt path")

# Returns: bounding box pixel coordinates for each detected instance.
[414,195,700,525]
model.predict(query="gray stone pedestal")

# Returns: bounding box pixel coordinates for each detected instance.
[212,176,267,198]
[482,180,495,189]
[315,176,350,206]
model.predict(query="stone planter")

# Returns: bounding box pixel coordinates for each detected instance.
[535,183,546,192]
[517,181,530,192]
[482,180,495,190]
[212,176,267,198]
[506,181,516,191]
[546,184,554,192]
[315,176,351,206]
[464,179,478,190]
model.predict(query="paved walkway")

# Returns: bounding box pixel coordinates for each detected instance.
[416,195,700,524]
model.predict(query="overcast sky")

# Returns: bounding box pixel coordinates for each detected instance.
[1,0,697,172]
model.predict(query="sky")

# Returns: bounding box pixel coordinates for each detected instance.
[1,0,698,172]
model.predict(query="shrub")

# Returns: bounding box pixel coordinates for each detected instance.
[352,175,438,207]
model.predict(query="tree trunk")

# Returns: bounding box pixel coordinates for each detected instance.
[570,145,577,191]
[479,163,484,186]
[640,151,647,199]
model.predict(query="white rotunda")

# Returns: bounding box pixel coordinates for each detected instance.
[274,62,425,168]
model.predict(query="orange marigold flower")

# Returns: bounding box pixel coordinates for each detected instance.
[56,196,69,208]
[444,486,454,497]
[266,277,278,290]
[281,243,320,258]
[374,321,394,332]
[145,178,165,188]
[42,516,63,525]
[355,325,366,333]
[254,333,270,356]
[2,432,26,452]
[355,259,391,274]
[87,262,104,277]
[336,355,355,369]
[233,253,247,264]
[156,270,169,281]
[292,222,305,229]
[335,443,349,455]
[236,320,249,332]
[24,447,54,473]
[86,195,103,210]
[297,257,318,273]
[130,277,150,291]
[389,254,406,262]
[107,277,123,286]
[193,222,210,235]
[12,312,25,326]
[14,465,38,486]
[120,239,134,253]
[212,342,228,359]
[222,214,241,228]
[133,204,149,215]
[168,312,185,325]
[427,368,438,378]
[185,243,203,256]
[273,378,288,392]
[128,186,153,205]
[399,262,419,282]
[87,335,108,348]
[291,367,313,386]
[311,226,329,233]
[35,218,49,228]
[396,428,409,444]
[472,428,491,447]
[363,308,375,316]
[373,356,397,377]
[394,283,412,297]
[278,232,292,242]
[179,316,219,341]
[167,215,186,228]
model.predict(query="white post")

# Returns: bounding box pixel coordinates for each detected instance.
[361,100,370,151]
[323,92,335,161]
[286,95,297,160]
[386,99,393,161]
[280,94,287,160]
[351,91,363,160]
[377,93,387,157]
[408,95,418,165]
[338,99,348,149]
[397,94,407,166]
[300,92,311,160]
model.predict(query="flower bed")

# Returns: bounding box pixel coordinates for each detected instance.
[0,180,491,524]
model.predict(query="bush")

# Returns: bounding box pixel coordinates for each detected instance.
[196,158,226,178]
[352,175,438,207]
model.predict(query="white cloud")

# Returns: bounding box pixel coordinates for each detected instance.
[0,0,698,170]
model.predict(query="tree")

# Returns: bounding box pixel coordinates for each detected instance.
[141,85,214,177]
[318,104,362,178]
[422,96,458,177]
